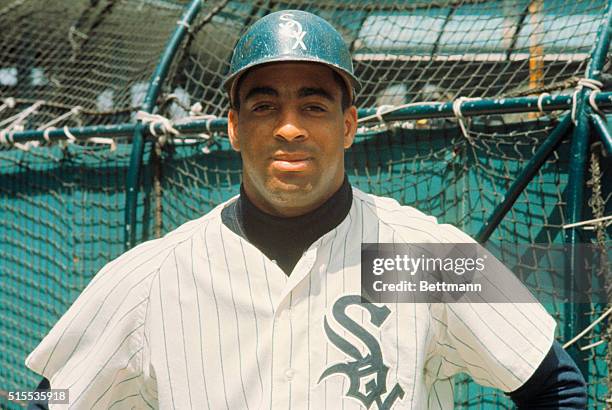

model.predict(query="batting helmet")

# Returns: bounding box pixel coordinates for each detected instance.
[223,9,360,105]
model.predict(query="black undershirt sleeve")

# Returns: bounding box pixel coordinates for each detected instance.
[507,341,587,409]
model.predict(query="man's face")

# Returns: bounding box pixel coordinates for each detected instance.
[228,62,357,217]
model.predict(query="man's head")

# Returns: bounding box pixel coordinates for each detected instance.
[225,10,360,217]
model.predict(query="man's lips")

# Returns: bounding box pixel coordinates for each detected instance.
[270,152,313,172]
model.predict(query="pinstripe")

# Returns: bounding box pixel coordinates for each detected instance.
[323,228,338,410]
[432,361,444,409]
[466,303,545,359]
[40,242,173,375]
[193,226,212,409]
[239,239,265,397]
[436,353,496,387]
[62,273,157,388]
[220,225,251,409]
[410,299,418,408]
[158,260,177,409]
[70,323,145,408]
[447,305,533,378]
[266,257,275,409]
[48,227,202,382]
[204,222,231,410]
[262,253,275,314]
[358,199,440,241]
[107,393,140,409]
[175,248,194,409]
[431,315,510,389]
[307,262,312,409]
[90,348,142,409]
[392,231,400,384]
[288,292,293,407]
[340,212,351,410]
[139,387,155,409]
[490,303,550,342]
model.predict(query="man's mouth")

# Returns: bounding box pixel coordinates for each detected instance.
[271,152,313,172]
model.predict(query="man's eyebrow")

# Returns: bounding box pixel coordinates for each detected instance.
[243,86,278,102]
[298,87,335,101]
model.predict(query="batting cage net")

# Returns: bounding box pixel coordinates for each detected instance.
[1,0,611,409]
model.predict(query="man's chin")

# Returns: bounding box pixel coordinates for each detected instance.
[266,177,314,197]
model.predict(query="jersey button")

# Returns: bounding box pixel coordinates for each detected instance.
[285,369,295,380]
[319,264,327,274]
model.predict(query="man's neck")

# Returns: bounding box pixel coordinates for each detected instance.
[221,176,353,275]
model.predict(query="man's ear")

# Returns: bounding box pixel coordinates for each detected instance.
[228,108,240,152]
[343,106,358,149]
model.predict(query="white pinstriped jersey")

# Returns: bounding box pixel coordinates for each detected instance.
[26,187,555,409]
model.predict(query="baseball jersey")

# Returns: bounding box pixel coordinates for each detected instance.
[26,187,556,409]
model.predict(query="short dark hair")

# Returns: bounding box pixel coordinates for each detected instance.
[231,67,352,111]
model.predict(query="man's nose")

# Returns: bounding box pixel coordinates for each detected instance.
[274,108,307,142]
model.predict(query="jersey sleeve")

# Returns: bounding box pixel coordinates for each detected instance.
[423,222,557,392]
[25,245,161,409]
[429,301,556,392]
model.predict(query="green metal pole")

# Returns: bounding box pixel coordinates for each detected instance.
[590,113,612,155]
[5,93,612,144]
[124,0,203,250]
[356,92,612,123]
[564,0,612,379]
[476,115,572,243]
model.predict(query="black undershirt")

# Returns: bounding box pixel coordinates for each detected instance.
[221,176,352,275]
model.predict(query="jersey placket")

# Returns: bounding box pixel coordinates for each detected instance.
[270,246,319,408]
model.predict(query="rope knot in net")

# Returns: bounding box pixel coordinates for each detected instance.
[0,100,43,130]
[0,97,16,114]
[136,111,180,147]
[176,19,192,33]
[452,97,480,144]
[175,111,219,154]
[571,78,604,124]
[0,130,13,146]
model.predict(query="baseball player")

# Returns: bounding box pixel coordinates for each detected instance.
[26,10,586,409]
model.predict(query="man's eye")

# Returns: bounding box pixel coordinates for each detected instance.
[305,105,326,112]
[252,104,274,112]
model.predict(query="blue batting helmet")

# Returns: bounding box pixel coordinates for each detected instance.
[223,10,360,104]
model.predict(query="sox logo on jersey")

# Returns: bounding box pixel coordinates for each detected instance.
[320,295,405,410]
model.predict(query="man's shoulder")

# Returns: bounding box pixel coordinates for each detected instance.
[351,187,438,224]
[351,187,474,243]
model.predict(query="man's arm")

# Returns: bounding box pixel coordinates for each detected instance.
[508,341,587,409]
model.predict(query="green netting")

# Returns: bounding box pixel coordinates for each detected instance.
[0,0,610,409]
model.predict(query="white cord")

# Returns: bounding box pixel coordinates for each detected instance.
[63,126,77,142]
[43,127,56,143]
[87,137,117,151]
[37,106,82,130]
[562,214,612,229]
[564,306,612,349]
[537,92,550,114]
[0,100,43,129]
[136,111,180,146]
[357,102,440,124]
[571,78,603,124]
[452,97,480,143]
